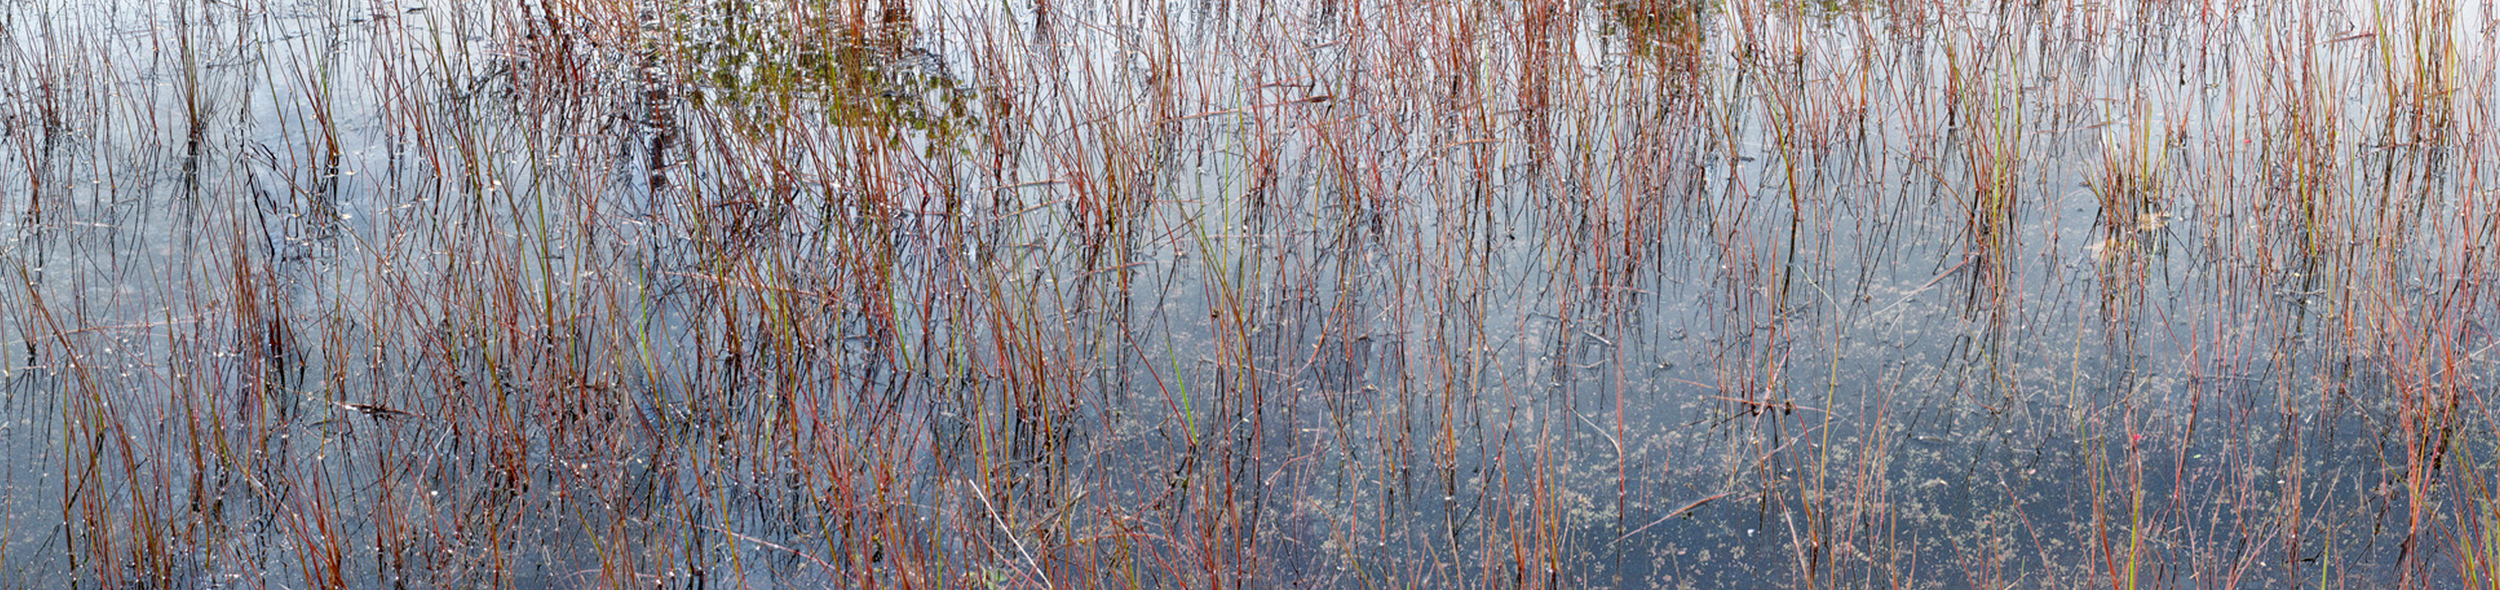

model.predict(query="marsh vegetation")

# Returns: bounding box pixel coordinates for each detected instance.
[1,0,2497,588]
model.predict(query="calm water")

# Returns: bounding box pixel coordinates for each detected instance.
[2,0,2497,588]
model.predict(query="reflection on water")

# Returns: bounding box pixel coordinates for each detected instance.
[1,0,2497,588]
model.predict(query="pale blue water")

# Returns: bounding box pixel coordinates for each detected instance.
[1,0,2495,588]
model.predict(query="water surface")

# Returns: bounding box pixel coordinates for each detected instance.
[2,0,2497,588]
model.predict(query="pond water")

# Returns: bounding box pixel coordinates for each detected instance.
[2,0,2497,588]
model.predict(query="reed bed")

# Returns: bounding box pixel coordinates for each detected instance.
[0,0,2497,588]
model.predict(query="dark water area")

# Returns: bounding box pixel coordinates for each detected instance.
[2,0,2497,588]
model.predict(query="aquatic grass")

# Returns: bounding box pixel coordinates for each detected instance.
[2085,94,2170,320]
[2265,5,2350,263]
[1940,24,2026,319]
[2367,0,2458,147]
[3,0,2500,588]
[2465,443,2500,590]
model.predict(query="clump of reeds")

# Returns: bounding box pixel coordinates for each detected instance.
[1945,35,2025,313]
[1606,0,1709,82]
[2369,0,2458,146]
[2085,97,2169,321]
